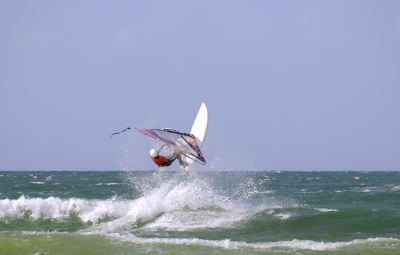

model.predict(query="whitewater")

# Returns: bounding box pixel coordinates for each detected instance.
[1,170,400,254]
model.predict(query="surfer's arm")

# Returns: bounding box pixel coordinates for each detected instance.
[157,143,167,153]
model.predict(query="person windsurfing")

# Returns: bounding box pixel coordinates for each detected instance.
[111,127,205,172]
[150,143,187,169]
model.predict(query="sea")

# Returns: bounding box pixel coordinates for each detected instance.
[0,170,399,255]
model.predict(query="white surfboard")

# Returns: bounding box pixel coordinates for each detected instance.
[181,103,208,172]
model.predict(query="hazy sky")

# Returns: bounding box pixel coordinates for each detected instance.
[1,1,399,170]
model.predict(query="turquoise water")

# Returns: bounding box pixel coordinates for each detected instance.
[1,170,399,254]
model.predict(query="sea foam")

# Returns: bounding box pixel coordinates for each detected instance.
[103,233,400,251]
[1,178,264,233]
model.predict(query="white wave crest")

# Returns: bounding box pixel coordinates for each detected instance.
[0,196,127,223]
[105,233,400,251]
[315,208,338,212]
[1,178,264,234]
[80,178,262,234]
[1,172,297,235]
[15,231,400,252]
[274,213,291,220]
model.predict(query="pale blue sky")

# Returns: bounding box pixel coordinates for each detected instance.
[1,1,399,170]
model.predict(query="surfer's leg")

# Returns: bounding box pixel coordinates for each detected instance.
[177,155,188,167]
[169,149,178,159]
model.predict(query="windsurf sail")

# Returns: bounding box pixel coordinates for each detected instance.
[111,127,206,165]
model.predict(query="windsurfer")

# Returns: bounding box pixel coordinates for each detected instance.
[150,144,187,169]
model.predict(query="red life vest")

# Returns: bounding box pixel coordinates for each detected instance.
[151,155,171,166]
